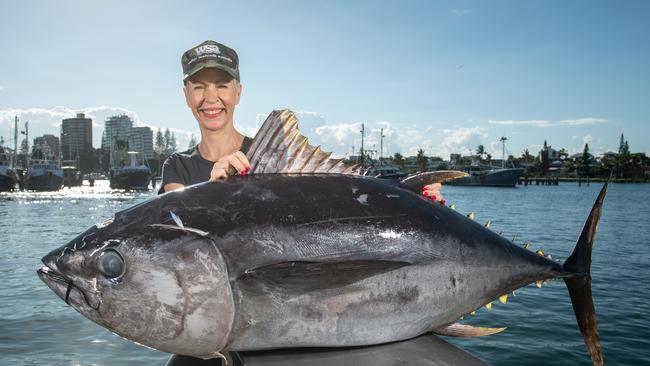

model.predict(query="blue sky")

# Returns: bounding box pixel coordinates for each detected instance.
[1,0,648,159]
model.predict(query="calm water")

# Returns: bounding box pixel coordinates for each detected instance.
[1,180,648,365]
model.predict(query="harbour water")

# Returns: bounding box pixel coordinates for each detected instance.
[1,181,649,365]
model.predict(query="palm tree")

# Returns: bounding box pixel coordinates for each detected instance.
[393,152,405,170]
[416,149,428,171]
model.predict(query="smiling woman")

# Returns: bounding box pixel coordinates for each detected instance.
[160,41,252,194]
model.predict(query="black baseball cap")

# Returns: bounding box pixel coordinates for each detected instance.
[181,40,240,81]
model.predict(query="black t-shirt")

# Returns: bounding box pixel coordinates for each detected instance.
[159,136,253,194]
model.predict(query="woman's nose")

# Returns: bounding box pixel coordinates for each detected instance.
[204,84,220,101]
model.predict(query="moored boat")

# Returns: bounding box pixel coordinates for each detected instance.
[0,148,18,192]
[447,136,524,187]
[25,160,64,191]
[446,165,524,187]
[62,163,83,187]
[109,149,151,190]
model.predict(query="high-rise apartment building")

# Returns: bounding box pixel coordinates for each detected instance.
[128,126,154,159]
[61,113,92,160]
[101,115,133,150]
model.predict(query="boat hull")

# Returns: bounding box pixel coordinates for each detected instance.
[0,171,18,191]
[26,170,63,191]
[63,169,83,187]
[110,170,151,190]
[447,168,524,187]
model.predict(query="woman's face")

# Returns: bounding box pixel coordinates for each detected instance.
[184,68,242,133]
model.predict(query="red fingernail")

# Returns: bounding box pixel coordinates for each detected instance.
[421,186,426,191]
[431,195,437,201]
[241,170,247,176]
[440,199,446,205]
[422,191,429,197]
[246,166,251,172]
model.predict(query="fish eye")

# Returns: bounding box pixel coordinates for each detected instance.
[97,249,125,279]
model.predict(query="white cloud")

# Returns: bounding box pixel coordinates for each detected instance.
[583,135,593,143]
[440,127,489,158]
[560,118,607,126]
[488,117,607,128]
[488,119,552,127]
[240,111,492,160]
[0,106,197,150]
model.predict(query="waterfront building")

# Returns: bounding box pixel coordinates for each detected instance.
[61,113,92,160]
[128,126,154,159]
[101,115,133,150]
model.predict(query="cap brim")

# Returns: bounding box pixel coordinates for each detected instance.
[183,60,239,81]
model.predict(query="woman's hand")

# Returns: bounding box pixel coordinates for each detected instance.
[209,151,251,181]
[422,182,445,205]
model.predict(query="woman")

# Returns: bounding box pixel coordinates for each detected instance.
[163,40,444,366]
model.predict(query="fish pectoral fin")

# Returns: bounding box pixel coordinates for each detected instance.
[432,322,506,338]
[146,224,210,238]
[398,170,469,192]
[239,260,410,293]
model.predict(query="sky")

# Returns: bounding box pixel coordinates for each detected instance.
[1,0,648,159]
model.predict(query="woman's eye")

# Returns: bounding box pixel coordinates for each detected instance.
[97,250,125,278]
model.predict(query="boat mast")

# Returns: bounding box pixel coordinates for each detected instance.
[359,123,365,164]
[22,121,29,170]
[500,136,508,168]
[13,115,18,168]
[380,128,385,165]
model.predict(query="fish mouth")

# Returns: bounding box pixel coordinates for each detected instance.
[37,262,101,311]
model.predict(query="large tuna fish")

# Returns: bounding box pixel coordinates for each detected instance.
[38,110,606,365]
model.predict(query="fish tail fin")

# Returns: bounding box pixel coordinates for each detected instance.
[562,181,608,366]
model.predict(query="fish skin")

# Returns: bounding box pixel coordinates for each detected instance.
[38,174,564,357]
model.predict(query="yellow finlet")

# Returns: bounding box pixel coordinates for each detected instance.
[470,311,476,315]
[485,302,492,310]
[499,294,508,304]
[484,220,491,228]
[535,280,543,288]
[512,290,517,297]
[536,249,545,256]
[450,204,456,210]
[468,212,475,220]
[523,242,531,249]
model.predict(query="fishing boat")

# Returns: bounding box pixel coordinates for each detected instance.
[0,148,19,192]
[25,160,64,191]
[447,137,524,187]
[109,140,151,190]
[62,160,83,188]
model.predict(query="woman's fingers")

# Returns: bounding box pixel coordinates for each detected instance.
[422,183,446,205]
[232,151,251,175]
[209,161,230,181]
[209,151,252,181]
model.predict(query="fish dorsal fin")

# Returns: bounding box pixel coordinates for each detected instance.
[247,109,363,175]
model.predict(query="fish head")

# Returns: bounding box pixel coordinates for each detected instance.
[37,218,235,358]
